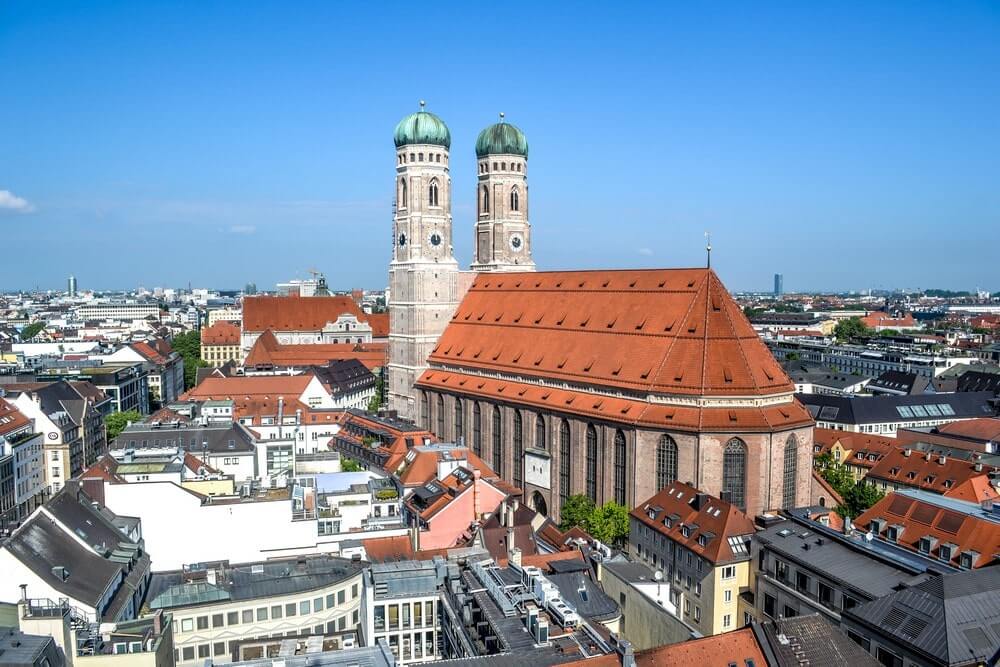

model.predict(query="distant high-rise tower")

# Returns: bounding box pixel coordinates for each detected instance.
[470,114,535,272]
[774,273,784,297]
[244,282,257,295]
[67,274,77,296]
[387,102,460,421]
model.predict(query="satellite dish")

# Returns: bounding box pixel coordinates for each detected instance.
[865,531,874,542]
[654,570,663,582]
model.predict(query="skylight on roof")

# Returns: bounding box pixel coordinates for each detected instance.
[910,405,928,417]
[938,403,955,415]
[924,404,942,416]
[896,406,914,418]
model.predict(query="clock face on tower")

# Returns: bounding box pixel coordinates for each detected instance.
[429,233,442,247]
[509,233,524,252]
[398,233,406,247]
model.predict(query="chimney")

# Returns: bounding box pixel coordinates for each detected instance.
[473,469,482,518]
[506,504,516,554]
[510,547,522,569]
[19,584,27,603]
[152,609,162,635]
[975,462,983,472]
[924,451,932,462]
[938,456,946,465]
[903,448,911,457]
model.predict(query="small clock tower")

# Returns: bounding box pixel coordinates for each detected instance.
[470,114,535,272]
[387,102,460,422]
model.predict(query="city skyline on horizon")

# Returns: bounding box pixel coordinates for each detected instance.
[2,2,998,292]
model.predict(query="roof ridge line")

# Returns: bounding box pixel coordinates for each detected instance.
[645,269,708,400]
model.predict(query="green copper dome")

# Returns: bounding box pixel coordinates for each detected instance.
[394,103,451,149]
[475,116,528,158]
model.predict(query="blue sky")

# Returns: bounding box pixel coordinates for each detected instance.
[1,2,998,293]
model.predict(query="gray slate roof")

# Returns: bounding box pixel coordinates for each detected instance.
[764,613,880,666]
[844,566,1000,665]
[798,391,996,425]
[547,571,620,623]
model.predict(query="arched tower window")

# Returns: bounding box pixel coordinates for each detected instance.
[783,434,799,509]
[559,420,571,504]
[723,438,747,511]
[454,398,464,444]
[512,410,523,488]
[535,415,546,450]
[436,395,444,439]
[586,425,598,501]
[492,406,503,477]
[613,430,627,506]
[510,187,519,212]
[472,403,482,456]
[428,180,439,207]
[481,185,490,213]
[421,392,428,427]
[400,179,408,209]
[656,435,678,491]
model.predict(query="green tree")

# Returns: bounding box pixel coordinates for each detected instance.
[878,329,900,337]
[814,453,855,494]
[785,352,801,361]
[367,375,384,413]
[341,458,363,472]
[559,494,595,532]
[105,410,142,442]
[20,322,45,341]
[839,484,884,519]
[172,330,208,389]
[834,317,872,342]
[585,502,630,547]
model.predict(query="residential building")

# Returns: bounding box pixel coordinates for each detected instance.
[784,363,870,396]
[750,510,943,628]
[201,321,242,368]
[9,383,84,493]
[417,269,815,520]
[35,362,150,414]
[327,409,435,473]
[112,421,261,482]
[182,375,343,454]
[863,442,1000,495]
[362,560,446,665]
[75,302,162,321]
[799,391,995,436]
[207,307,242,327]
[867,370,929,396]
[0,483,151,623]
[758,613,880,667]
[0,398,45,528]
[628,482,756,636]
[145,555,366,666]
[750,312,834,336]
[853,488,1000,569]
[243,330,387,374]
[595,558,695,650]
[812,428,897,480]
[841,567,1000,667]
[860,311,918,332]
[241,295,388,359]
[14,598,175,667]
[767,338,977,379]
[102,339,184,405]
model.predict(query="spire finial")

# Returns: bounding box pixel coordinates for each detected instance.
[499,111,505,122]
[705,231,712,269]
[419,100,426,110]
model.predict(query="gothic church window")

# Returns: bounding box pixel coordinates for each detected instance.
[481,185,490,213]
[513,410,524,488]
[657,435,678,491]
[473,403,482,456]
[510,188,519,212]
[586,424,598,501]
[429,180,439,207]
[436,395,444,438]
[723,438,747,511]
[614,430,627,505]
[492,406,503,476]
[559,420,571,503]
[783,434,798,508]
[535,414,546,450]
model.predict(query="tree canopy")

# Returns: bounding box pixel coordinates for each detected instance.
[558,495,630,547]
[172,330,208,389]
[559,494,596,532]
[20,322,45,341]
[105,410,142,442]
[814,453,884,519]
[834,317,872,342]
[341,458,363,473]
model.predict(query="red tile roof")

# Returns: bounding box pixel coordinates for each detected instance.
[424,269,795,398]
[201,321,240,346]
[813,428,897,469]
[943,475,1000,503]
[861,312,916,329]
[184,374,314,399]
[565,627,765,667]
[936,418,1000,443]
[242,295,388,336]
[867,446,995,495]
[245,330,387,371]
[0,398,31,437]
[855,491,1000,569]
[632,481,756,564]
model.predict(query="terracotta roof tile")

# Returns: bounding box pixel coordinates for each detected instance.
[428,269,793,398]
[243,295,387,336]
[201,321,240,345]
[245,329,386,370]
[632,481,755,564]
[0,398,31,437]
[867,446,994,494]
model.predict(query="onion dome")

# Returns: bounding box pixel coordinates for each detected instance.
[475,113,528,158]
[394,101,451,149]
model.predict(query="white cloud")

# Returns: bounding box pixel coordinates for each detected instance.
[228,224,256,234]
[637,247,654,256]
[0,190,35,213]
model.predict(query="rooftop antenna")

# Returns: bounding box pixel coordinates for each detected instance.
[499,111,505,123]
[704,231,712,269]
[419,99,426,111]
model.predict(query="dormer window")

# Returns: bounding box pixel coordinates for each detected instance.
[681,525,691,538]
[869,518,886,534]
[938,543,955,562]
[664,517,673,529]
[959,550,978,569]
[918,536,937,554]
[887,524,904,542]
[697,534,708,547]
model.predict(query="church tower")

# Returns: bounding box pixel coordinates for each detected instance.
[470,115,535,272]
[387,103,460,422]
